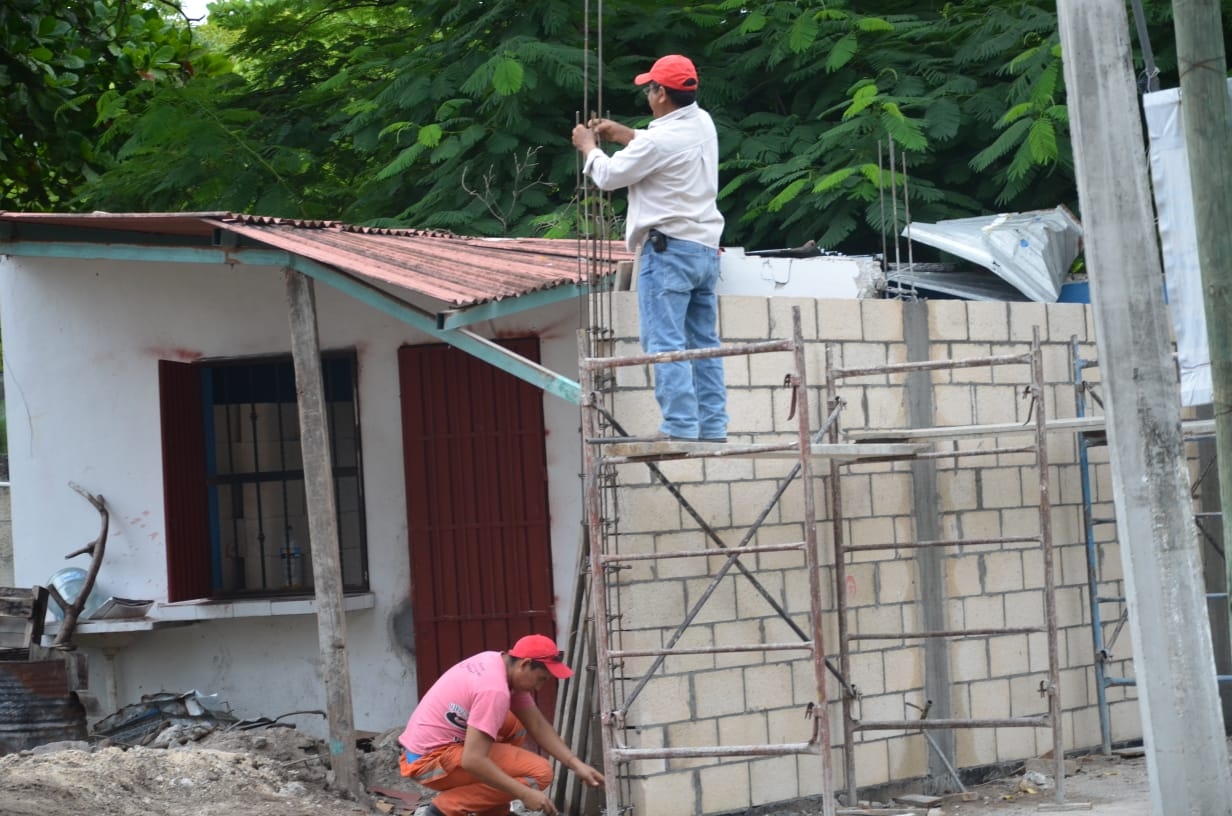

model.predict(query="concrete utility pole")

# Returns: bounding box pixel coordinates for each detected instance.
[1173,0,1232,665]
[1055,2,1232,814]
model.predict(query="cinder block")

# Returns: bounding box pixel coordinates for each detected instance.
[655,531,714,579]
[938,469,978,511]
[721,295,771,339]
[969,678,1011,719]
[700,760,751,813]
[609,291,641,338]
[849,650,886,696]
[883,644,923,693]
[837,342,894,381]
[871,471,913,517]
[838,473,874,518]
[887,732,929,780]
[955,722,998,766]
[1108,697,1144,743]
[750,755,802,806]
[1008,302,1048,342]
[727,388,776,435]
[665,718,719,769]
[844,561,878,608]
[980,468,1023,509]
[856,603,905,638]
[1041,343,1073,384]
[734,569,786,619]
[622,580,688,631]
[957,509,1004,543]
[933,384,975,426]
[973,384,1023,424]
[632,770,693,816]
[981,551,1024,593]
[865,386,910,429]
[988,634,1031,677]
[878,559,916,604]
[1046,303,1090,343]
[1019,549,1045,591]
[950,637,990,682]
[928,301,969,341]
[963,595,1006,629]
[854,737,891,788]
[770,298,821,340]
[719,711,771,747]
[946,553,983,598]
[951,345,998,385]
[994,725,1039,761]
[967,301,1011,342]
[1009,674,1049,718]
[684,575,737,626]
[747,346,795,386]
[817,299,864,341]
[617,484,683,533]
[694,668,749,718]
[654,457,707,485]
[625,725,667,777]
[631,672,694,724]
[1000,507,1041,541]
[849,516,897,554]
[861,299,905,342]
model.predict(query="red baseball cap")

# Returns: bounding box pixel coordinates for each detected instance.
[634,54,699,92]
[510,634,573,679]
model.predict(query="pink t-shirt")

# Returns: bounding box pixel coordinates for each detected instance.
[399,651,535,755]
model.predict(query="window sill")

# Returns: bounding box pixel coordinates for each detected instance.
[45,592,376,641]
[156,592,376,621]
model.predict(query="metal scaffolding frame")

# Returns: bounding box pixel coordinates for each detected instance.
[578,307,841,816]
[1070,339,1226,754]
[827,329,1066,807]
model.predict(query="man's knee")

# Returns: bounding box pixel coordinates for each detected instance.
[522,753,553,791]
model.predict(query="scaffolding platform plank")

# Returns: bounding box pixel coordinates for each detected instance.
[844,416,1214,442]
[599,439,930,461]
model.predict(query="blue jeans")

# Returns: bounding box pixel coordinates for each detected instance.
[638,237,728,439]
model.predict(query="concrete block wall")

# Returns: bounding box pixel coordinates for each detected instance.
[600,293,1143,815]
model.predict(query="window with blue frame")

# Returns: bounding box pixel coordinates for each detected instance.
[159,352,368,601]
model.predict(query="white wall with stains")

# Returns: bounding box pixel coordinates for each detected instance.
[0,254,586,736]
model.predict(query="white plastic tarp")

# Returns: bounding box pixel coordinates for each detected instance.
[1143,84,1222,407]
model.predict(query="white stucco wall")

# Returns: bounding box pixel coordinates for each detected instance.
[0,254,585,736]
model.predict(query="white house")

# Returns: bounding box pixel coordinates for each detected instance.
[0,212,620,734]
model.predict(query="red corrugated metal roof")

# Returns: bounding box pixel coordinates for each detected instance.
[0,211,631,308]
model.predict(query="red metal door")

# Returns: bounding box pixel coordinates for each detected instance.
[399,339,559,716]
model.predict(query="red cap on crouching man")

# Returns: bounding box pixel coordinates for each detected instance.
[509,634,573,679]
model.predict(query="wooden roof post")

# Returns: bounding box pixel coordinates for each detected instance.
[283,268,362,800]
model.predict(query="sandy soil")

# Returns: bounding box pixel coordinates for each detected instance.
[0,728,1162,816]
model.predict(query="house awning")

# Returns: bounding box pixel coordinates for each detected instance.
[0,211,631,403]
[0,211,629,308]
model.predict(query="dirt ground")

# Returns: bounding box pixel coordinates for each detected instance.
[0,727,1164,816]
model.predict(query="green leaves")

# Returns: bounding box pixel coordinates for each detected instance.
[43,0,1188,253]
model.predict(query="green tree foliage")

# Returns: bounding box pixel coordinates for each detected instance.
[0,0,208,210]
[26,0,1230,252]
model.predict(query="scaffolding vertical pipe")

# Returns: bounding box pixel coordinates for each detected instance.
[1072,337,1114,755]
[826,341,857,805]
[791,309,836,816]
[1033,328,1065,805]
[578,338,622,816]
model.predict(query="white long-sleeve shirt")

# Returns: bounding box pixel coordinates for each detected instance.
[583,103,725,251]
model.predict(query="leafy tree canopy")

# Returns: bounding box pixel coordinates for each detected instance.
[9,0,1230,253]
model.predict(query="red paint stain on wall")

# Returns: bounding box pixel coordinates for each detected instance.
[145,346,203,361]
